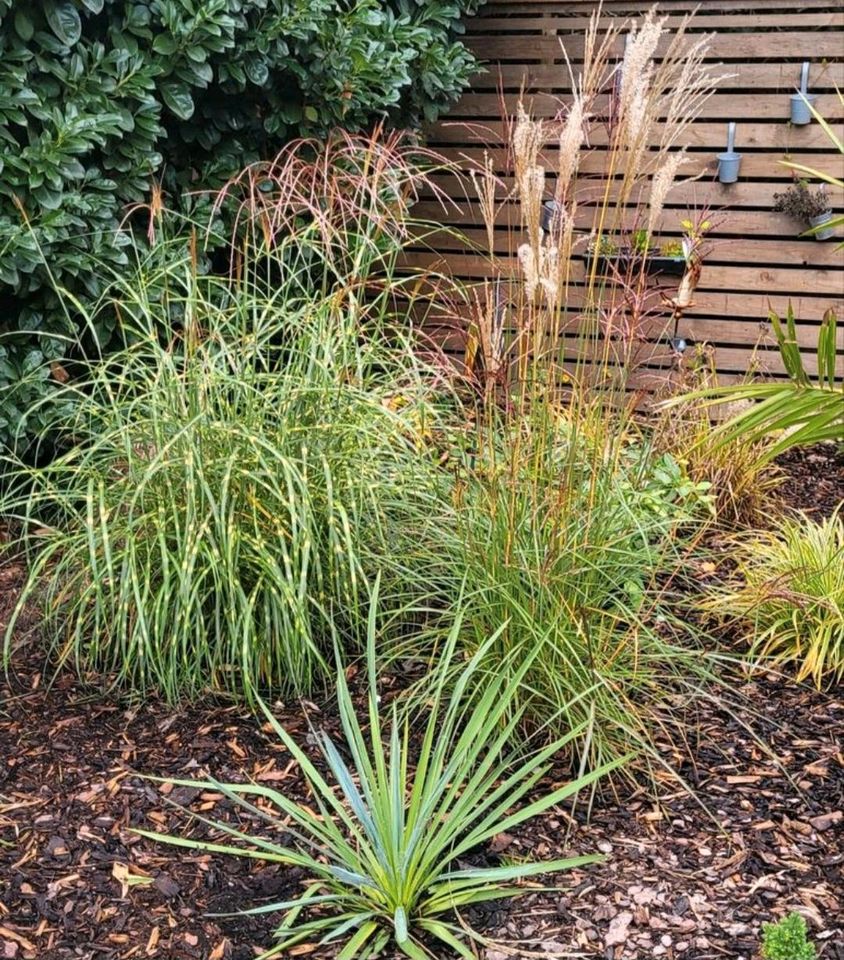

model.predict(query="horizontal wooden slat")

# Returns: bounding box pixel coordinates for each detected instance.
[440,148,844,182]
[466,12,843,33]
[429,120,844,150]
[433,330,829,377]
[413,200,844,241]
[450,92,844,121]
[423,173,844,211]
[466,32,844,62]
[469,61,844,92]
[403,253,844,296]
[483,1,840,11]
[420,228,844,269]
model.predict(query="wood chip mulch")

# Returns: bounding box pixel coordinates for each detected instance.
[774,442,844,521]
[1,653,841,960]
[0,443,841,960]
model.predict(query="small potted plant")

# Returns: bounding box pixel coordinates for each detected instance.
[646,237,687,277]
[773,181,835,240]
[584,234,620,274]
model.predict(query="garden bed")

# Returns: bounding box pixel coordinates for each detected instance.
[0,653,842,960]
[1,535,842,960]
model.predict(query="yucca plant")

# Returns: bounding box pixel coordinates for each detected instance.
[661,304,843,461]
[138,590,620,959]
[704,509,844,689]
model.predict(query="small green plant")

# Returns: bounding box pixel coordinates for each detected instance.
[634,452,715,521]
[406,402,722,778]
[761,912,816,960]
[660,240,685,258]
[139,592,619,959]
[705,509,844,689]
[589,234,619,256]
[631,229,652,254]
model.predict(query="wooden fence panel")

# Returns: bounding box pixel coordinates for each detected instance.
[421,0,844,387]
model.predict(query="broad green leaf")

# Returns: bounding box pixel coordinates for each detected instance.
[45,0,82,45]
[160,82,195,120]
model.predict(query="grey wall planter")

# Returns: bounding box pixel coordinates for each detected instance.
[790,63,817,125]
[809,210,835,240]
[717,122,742,183]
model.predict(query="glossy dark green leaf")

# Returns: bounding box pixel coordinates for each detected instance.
[152,34,178,56]
[14,11,34,41]
[44,0,82,46]
[160,82,195,120]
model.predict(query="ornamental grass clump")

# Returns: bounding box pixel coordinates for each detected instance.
[138,593,621,960]
[421,8,729,775]
[407,400,719,778]
[704,509,844,690]
[1,131,455,702]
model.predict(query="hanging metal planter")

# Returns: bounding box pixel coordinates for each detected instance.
[717,122,742,183]
[790,62,817,125]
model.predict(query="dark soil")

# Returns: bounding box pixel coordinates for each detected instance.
[0,443,842,960]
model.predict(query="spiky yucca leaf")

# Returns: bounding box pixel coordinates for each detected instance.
[138,586,621,959]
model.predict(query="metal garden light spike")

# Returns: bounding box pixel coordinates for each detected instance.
[717,122,742,184]
[790,62,817,125]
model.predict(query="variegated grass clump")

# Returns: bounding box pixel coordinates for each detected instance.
[1,131,455,703]
[704,509,844,690]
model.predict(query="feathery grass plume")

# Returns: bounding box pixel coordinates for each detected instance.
[618,10,663,153]
[647,151,688,238]
[469,150,500,256]
[556,95,586,204]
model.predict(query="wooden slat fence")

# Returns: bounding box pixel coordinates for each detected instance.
[417,0,844,389]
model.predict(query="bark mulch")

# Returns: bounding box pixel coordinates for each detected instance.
[1,444,842,960]
[1,655,841,960]
[774,442,844,521]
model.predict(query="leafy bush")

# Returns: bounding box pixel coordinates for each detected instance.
[0,0,483,450]
[706,510,844,689]
[139,597,618,959]
[761,912,816,960]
